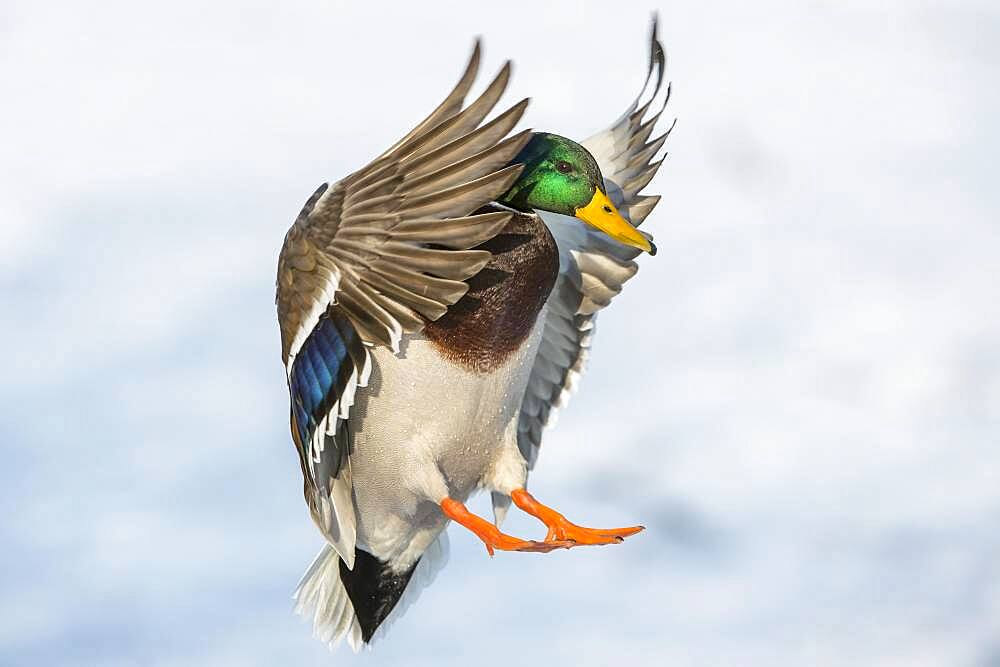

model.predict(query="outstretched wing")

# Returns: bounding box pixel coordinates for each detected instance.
[277,43,531,566]
[517,18,672,468]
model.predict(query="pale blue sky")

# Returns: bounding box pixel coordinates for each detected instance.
[2,1,999,665]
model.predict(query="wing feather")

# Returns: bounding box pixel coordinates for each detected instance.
[517,17,672,468]
[276,42,530,563]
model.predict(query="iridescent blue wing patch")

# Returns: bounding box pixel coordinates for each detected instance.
[288,308,366,479]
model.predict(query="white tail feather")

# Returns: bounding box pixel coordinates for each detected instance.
[293,544,363,652]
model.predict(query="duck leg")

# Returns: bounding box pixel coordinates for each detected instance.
[510,489,644,547]
[439,498,574,556]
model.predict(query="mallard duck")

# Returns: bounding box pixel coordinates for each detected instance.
[276,19,672,650]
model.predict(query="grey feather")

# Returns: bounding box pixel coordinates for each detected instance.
[275,40,529,564]
[517,16,672,469]
[377,40,482,161]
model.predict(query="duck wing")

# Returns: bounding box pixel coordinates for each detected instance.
[517,19,672,468]
[276,43,530,567]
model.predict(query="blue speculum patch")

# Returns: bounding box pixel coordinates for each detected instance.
[289,313,355,451]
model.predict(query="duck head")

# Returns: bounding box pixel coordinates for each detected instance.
[498,132,655,255]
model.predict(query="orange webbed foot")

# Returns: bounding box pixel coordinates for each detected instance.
[542,518,645,546]
[440,498,574,556]
[510,489,644,548]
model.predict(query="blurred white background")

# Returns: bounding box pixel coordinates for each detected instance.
[2,1,998,665]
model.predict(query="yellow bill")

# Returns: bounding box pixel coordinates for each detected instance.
[574,189,656,255]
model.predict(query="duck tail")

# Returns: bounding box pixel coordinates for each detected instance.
[293,533,450,651]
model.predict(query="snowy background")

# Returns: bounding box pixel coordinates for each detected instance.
[2,1,998,665]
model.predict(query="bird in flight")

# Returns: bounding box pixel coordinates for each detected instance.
[276,18,672,651]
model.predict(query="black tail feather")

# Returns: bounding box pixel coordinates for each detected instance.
[338,549,420,643]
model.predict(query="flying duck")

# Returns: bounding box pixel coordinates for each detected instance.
[276,19,672,651]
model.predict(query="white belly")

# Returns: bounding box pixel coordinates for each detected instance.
[347,318,544,566]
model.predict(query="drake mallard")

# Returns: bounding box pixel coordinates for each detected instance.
[276,19,672,650]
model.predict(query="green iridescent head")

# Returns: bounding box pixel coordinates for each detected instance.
[499,132,654,254]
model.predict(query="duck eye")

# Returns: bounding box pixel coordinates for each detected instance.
[555,160,573,174]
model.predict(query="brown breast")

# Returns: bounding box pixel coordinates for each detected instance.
[423,207,559,374]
